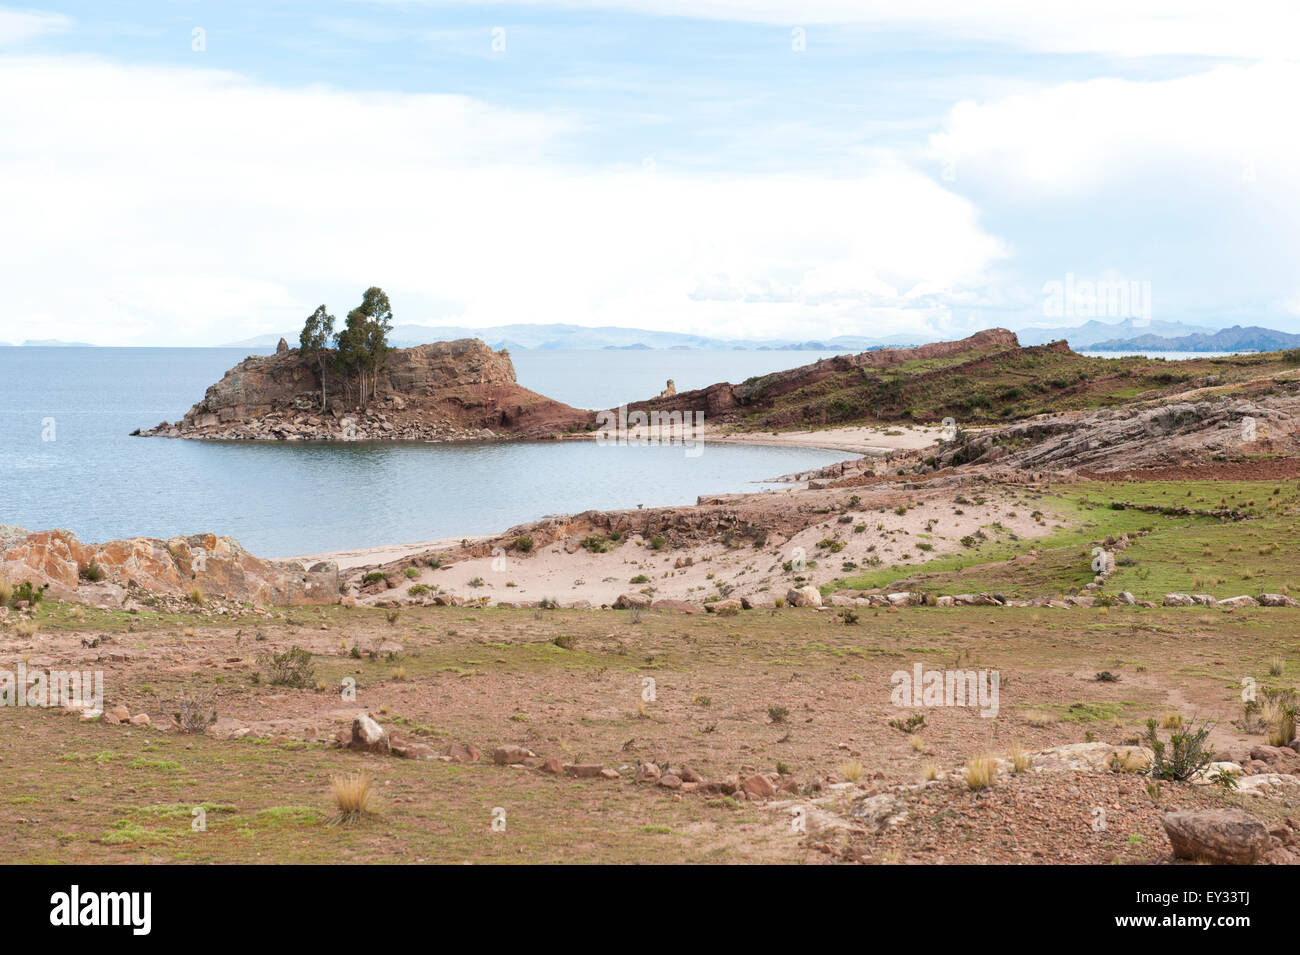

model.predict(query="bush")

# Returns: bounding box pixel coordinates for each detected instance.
[261,646,316,688]
[403,567,419,579]
[173,686,218,733]
[889,713,927,734]
[648,536,666,551]
[80,562,106,583]
[362,571,386,584]
[10,580,48,607]
[629,574,648,584]
[1145,718,1215,781]
[514,536,534,553]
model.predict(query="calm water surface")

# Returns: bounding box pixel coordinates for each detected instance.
[0,347,847,555]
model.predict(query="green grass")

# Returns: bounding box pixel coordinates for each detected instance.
[725,344,1300,431]
[830,480,1300,601]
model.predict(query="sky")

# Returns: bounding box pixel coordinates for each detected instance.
[1,1,1299,346]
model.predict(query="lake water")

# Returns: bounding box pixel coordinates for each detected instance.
[0,347,848,556]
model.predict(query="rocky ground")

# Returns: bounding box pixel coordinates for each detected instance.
[6,334,1300,863]
[4,596,1299,863]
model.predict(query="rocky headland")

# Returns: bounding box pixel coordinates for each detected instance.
[135,338,593,442]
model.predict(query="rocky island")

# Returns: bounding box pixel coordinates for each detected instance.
[136,337,594,442]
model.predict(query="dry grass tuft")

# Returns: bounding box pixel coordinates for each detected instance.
[921,760,940,782]
[964,754,996,791]
[837,759,864,783]
[1023,709,1055,728]
[1108,748,1151,773]
[329,772,375,825]
[1010,743,1033,774]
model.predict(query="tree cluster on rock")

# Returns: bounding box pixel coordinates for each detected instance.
[297,286,394,410]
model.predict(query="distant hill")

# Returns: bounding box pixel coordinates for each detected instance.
[1089,325,1300,352]
[629,328,1300,430]
[20,339,96,347]
[1017,318,1215,348]
[221,323,933,352]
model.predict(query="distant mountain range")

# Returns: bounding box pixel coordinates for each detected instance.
[13,319,1300,352]
[1016,319,1217,348]
[1087,325,1300,353]
[5,338,96,347]
[221,323,928,352]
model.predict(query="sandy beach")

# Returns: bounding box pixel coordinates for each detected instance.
[286,424,947,572]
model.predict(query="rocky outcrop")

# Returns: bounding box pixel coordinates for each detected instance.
[136,338,593,442]
[0,528,339,605]
[940,396,1300,473]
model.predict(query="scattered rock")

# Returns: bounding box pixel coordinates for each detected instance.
[1162,809,1269,864]
[446,741,481,763]
[493,744,536,765]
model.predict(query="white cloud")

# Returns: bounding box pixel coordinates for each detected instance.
[927,61,1300,328]
[0,6,69,45]
[0,55,1005,345]
[931,63,1300,195]
[380,1,1300,58]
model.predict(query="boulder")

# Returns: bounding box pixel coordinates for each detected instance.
[1163,593,1195,607]
[613,593,652,610]
[707,599,742,616]
[786,586,823,608]
[493,744,536,765]
[347,713,390,755]
[391,740,436,760]
[1258,593,1299,607]
[1162,809,1269,864]
[1218,595,1260,608]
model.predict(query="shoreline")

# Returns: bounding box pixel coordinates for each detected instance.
[278,424,943,569]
